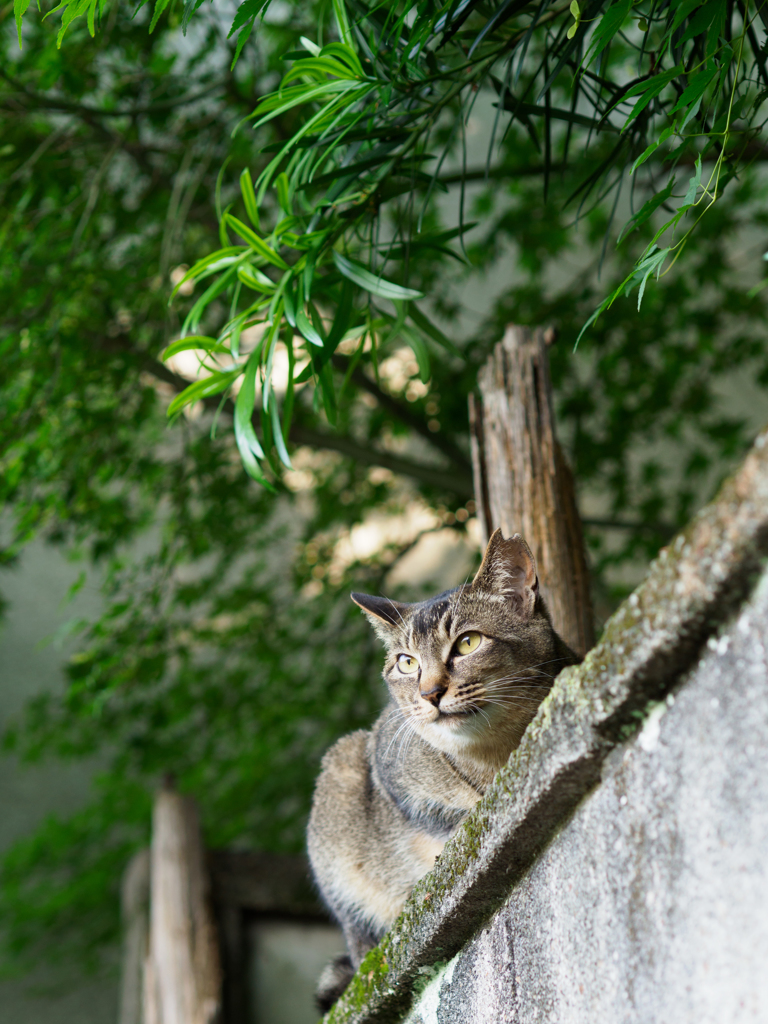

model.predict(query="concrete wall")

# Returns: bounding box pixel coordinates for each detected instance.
[325,427,768,1024]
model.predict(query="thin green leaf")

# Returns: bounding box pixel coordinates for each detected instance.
[170,247,247,298]
[619,66,684,131]
[408,305,461,357]
[237,264,277,292]
[317,360,337,424]
[296,305,324,347]
[14,0,32,48]
[333,252,423,301]
[167,368,241,418]
[227,0,269,38]
[281,229,332,251]
[224,215,290,269]
[240,168,260,230]
[680,0,724,47]
[636,247,670,309]
[682,155,702,205]
[331,0,352,47]
[618,177,676,242]
[299,36,321,55]
[498,94,618,133]
[182,0,208,35]
[631,123,677,174]
[182,266,239,336]
[400,326,430,383]
[577,246,671,343]
[584,0,632,66]
[282,57,358,85]
[230,22,254,70]
[283,281,297,327]
[249,80,362,131]
[149,0,172,33]
[161,336,231,360]
[275,172,291,215]
[319,42,365,77]
[235,350,264,458]
[262,314,282,412]
[268,387,293,468]
[671,67,717,113]
[666,0,706,39]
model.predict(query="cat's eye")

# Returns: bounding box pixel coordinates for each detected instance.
[455,632,482,656]
[397,654,419,674]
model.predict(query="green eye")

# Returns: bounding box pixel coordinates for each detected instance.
[397,654,419,674]
[456,632,482,655]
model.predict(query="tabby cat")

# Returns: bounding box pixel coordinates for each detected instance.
[307,529,578,1009]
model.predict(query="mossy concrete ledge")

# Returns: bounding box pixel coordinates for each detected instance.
[324,426,768,1024]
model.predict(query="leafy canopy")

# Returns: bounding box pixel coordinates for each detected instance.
[15,0,768,481]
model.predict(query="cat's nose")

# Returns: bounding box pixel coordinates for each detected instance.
[420,683,447,707]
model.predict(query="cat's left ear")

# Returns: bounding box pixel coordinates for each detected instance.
[471,529,538,618]
[351,593,409,640]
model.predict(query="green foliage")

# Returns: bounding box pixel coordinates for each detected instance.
[2,0,768,987]
[15,0,768,480]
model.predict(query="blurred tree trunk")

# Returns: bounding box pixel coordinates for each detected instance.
[469,324,595,658]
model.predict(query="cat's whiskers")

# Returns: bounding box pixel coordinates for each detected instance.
[483,693,549,709]
[384,709,420,760]
[480,695,543,711]
[398,721,422,768]
[483,683,551,697]
[459,696,493,729]
[482,671,552,689]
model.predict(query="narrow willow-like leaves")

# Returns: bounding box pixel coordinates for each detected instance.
[113,0,766,479]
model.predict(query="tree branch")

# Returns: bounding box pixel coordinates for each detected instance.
[289,425,473,497]
[0,71,226,119]
[125,342,474,498]
[330,355,472,472]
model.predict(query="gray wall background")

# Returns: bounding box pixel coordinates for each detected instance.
[0,542,116,1023]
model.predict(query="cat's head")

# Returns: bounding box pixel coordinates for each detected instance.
[351,530,575,761]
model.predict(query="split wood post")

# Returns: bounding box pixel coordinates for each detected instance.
[469,324,595,657]
[144,785,222,1024]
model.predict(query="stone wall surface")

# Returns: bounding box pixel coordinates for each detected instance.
[405,567,768,1024]
[325,428,768,1024]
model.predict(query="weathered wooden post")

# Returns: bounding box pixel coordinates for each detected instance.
[119,849,150,1024]
[469,324,595,657]
[144,785,222,1024]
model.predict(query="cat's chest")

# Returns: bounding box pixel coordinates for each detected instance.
[371,714,486,834]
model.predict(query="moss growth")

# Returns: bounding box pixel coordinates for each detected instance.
[326,942,394,1022]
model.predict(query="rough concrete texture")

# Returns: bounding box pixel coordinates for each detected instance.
[406,568,768,1023]
[325,426,768,1024]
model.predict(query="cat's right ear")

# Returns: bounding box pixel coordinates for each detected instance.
[471,529,539,618]
[350,593,409,640]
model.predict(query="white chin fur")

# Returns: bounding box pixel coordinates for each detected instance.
[419,711,490,753]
